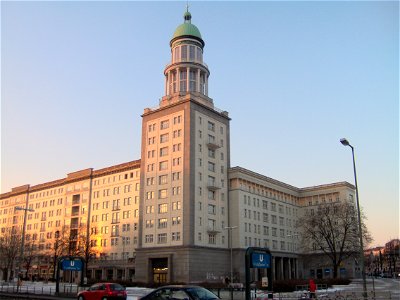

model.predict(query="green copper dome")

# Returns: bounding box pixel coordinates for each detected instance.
[171,9,204,47]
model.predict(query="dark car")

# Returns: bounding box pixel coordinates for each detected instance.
[139,285,219,300]
[77,282,127,300]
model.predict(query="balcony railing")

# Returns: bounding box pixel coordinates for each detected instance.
[207,141,221,150]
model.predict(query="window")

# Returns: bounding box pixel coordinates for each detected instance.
[172,216,181,225]
[189,70,196,92]
[172,172,181,181]
[158,218,168,228]
[160,147,169,157]
[180,70,187,92]
[208,162,215,172]
[146,206,154,214]
[159,175,168,185]
[159,161,168,171]
[173,143,181,152]
[172,232,181,241]
[172,201,181,210]
[208,149,215,158]
[208,121,215,131]
[160,120,169,130]
[208,234,216,245]
[158,233,167,244]
[158,204,168,213]
[173,157,181,166]
[173,130,181,138]
[181,45,187,60]
[146,220,154,228]
[158,189,168,199]
[146,191,154,200]
[172,186,181,195]
[173,115,181,124]
[208,204,216,215]
[145,234,154,243]
[160,133,169,143]
[147,177,155,186]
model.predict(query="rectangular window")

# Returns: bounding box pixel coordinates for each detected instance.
[172,186,181,195]
[146,206,154,214]
[173,157,181,166]
[145,220,154,228]
[208,121,215,132]
[172,172,181,181]
[158,189,168,199]
[172,201,181,210]
[173,143,181,152]
[180,70,187,92]
[158,233,167,244]
[208,162,215,172]
[160,133,169,143]
[160,120,169,130]
[181,45,187,60]
[158,203,168,213]
[158,218,168,228]
[173,129,181,138]
[173,115,182,124]
[208,204,216,215]
[160,147,169,157]
[172,216,181,225]
[159,175,168,185]
[159,161,168,171]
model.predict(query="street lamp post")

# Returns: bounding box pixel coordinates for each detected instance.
[340,138,367,299]
[15,206,35,279]
[224,226,238,284]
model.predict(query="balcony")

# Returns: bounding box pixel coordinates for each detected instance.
[71,211,79,216]
[206,141,221,150]
[111,219,120,224]
[72,199,80,205]
[207,183,220,191]
[207,227,220,234]
[112,206,121,211]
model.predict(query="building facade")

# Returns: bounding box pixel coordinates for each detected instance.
[0,10,358,284]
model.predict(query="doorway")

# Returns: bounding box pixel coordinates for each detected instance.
[151,258,168,284]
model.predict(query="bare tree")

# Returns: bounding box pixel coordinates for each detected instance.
[22,240,40,279]
[47,226,71,279]
[298,201,372,278]
[0,228,22,281]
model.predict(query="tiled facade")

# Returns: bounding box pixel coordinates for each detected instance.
[0,10,357,283]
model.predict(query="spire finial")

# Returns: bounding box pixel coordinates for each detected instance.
[183,2,192,23]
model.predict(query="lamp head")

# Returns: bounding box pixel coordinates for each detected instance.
[340,138,350,146]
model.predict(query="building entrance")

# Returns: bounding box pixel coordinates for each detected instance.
[151,258,168,284]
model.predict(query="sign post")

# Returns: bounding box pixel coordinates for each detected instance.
[245,247,273,300]
[56,256,85,295]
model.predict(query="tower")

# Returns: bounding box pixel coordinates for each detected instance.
[135,9,231,283]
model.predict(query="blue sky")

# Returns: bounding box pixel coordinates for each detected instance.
[1,1,398,247]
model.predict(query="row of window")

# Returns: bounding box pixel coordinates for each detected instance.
[145,202,181,214]
[92,198,138,210]
[144,232,181,244]
[148,116,182,133]
[172,44,203,64]
[93,184,139,198]
[144,216,181,228]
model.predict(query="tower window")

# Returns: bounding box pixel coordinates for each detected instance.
[180,70,187,92]
[181,45,187,61]
[189,45,195,60]
[189,70,196,92]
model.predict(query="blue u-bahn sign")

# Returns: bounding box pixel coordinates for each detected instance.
[61,258,83,271]
[251,252,271,268]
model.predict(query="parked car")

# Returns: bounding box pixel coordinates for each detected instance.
[139,285,219,300]
[77,282,127,300]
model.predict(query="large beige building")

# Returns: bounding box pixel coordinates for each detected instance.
[0,10,357,284]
